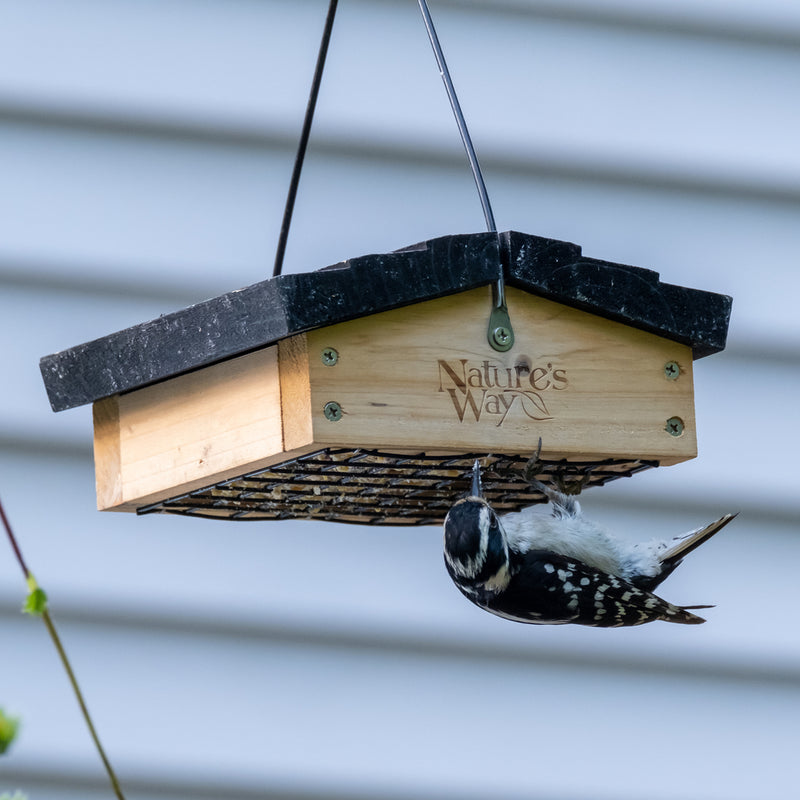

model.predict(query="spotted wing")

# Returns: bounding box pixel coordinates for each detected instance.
[484,550,708,627]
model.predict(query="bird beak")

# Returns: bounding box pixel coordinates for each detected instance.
[471,460,483,498]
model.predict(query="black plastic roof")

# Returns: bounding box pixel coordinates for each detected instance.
[40,231,732,412]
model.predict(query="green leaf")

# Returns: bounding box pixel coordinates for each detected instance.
[0,792,28,800]
[0,708,20,755]
[22,574,47,616]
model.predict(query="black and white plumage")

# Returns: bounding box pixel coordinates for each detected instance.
[443,461,736,627]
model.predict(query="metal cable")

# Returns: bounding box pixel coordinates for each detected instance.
[417,0,511,348]
[272,0,339,278]
[417,0,496,233]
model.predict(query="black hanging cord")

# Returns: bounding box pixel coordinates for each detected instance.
[417,0,496,235]
[272,0,339,278]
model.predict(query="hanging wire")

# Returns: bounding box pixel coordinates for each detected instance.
[417,0,510,346]
[272,0,504,315]
[273,0,339,278]
[417,0,496,235]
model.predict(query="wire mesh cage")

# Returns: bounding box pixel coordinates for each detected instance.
[138,447,657,524]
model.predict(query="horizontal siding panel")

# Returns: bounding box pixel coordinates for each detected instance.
[2,1,800,185]
[0,122,798,347]
[2,609,797,800]
[438,0,800,46]
[0,0,329,121]
[0,762,598,800]
[0,120,286,294]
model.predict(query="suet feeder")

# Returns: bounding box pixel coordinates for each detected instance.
[38,3,732,524]
[39,230,731,524]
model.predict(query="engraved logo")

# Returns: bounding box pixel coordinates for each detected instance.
[437,359,567,427]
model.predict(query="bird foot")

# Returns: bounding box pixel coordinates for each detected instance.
[555,470,594,496]
[522,438,593,496]
[521,437,545,487]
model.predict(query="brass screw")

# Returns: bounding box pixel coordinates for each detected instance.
[664,361,680,380]
[321,348,339,366]
[323,401,343,422]
[491,326,513,351]
[665,416,684,437]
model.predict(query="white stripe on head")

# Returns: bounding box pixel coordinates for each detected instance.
[443,501,492,579]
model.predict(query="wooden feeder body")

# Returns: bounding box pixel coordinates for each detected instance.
[41,232,730,524]
[93,285,695,517]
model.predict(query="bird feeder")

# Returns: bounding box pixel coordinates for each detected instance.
[39,230,731,524]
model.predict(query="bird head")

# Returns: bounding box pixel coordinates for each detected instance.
[443,461,509,585]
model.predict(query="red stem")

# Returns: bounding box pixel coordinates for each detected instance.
[0,497,30,578]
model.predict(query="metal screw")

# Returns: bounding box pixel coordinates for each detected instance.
[321,347,339,366]
[323,401,343,422]
[491,326,512,348]
[664,361,680,380]
[665,416,684,437]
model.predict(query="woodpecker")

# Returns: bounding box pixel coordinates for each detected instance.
[443,459,736,627]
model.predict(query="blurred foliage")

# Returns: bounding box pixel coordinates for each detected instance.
[22,575,48,617]
[0,708,19,755]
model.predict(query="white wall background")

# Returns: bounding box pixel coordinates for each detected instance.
[1,1,798,798]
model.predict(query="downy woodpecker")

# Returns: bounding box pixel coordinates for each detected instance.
[443,459,736,627]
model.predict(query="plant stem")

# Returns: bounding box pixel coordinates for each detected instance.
[0,497,126,800]
[40,609,126,800]
[0,500,30,577]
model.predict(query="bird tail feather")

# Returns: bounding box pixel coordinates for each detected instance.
[667,604,715,625]
[659,513,738,568]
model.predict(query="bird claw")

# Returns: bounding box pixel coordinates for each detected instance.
[521,437,593,496]
[555,470,594,496]
[521,437,544,486]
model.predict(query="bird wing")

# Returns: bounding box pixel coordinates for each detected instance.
[484,550,709,627]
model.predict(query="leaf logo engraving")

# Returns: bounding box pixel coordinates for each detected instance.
[512,390,552,421]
